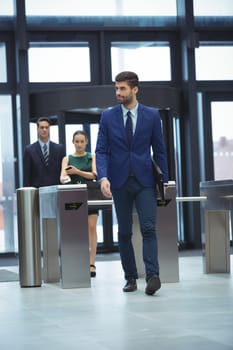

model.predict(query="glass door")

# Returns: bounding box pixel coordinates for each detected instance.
[0,95,16,253]
[211,100,233,242]
[211,101,233,180]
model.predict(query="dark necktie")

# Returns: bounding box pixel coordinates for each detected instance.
[43,143,49,166]
[125,111,133,144]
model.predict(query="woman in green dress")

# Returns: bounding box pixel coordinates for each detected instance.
[60,130,98,277]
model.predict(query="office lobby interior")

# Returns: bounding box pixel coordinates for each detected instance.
[0,1,233,349]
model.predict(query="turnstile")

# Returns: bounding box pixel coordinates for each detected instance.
[39,184,90,289]
[132,183,179,282]
[200,180,233,273]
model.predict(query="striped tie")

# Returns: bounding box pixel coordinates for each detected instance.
[43,143,49,166]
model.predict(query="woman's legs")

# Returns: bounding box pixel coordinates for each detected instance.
[88,213,98,276]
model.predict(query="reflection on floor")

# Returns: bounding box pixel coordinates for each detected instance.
[0,253,233,350]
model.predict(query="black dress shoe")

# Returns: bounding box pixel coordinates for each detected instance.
[123,278,137,292]
[145,275,161,295]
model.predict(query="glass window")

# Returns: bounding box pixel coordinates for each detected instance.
[25,0,176,16]
[195,45,233,80]
[0,43,7,83]
[111,42,171,81]
[211,101,233,180]
[194,0,233,16]
[28,44,90,82]
[0,95,15,253]
[0,0,14,15]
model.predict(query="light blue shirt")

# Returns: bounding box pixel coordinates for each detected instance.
[121,103,138,134]
[39,139,50,155]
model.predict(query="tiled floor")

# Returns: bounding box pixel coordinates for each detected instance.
[0,253,233,350]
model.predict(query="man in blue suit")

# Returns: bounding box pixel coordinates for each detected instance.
[23,117,65,188]
[96,71,169,295]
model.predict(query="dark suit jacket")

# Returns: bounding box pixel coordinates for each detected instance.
[95,103,168,190]
[23,141,66,188]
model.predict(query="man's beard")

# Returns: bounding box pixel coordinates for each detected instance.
[117,95,133,106]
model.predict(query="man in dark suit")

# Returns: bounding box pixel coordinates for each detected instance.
[23,117,65,187]
[95,71,168,295]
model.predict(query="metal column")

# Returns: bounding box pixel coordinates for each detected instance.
[16,187,42,287]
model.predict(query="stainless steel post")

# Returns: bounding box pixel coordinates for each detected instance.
[200,180,232,273]
[204,210,230,273]
[16,187,42,287]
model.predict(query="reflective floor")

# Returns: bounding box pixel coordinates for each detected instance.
[0,252,233,350]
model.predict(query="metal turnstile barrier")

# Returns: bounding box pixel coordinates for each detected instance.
[91,192,180,283]
[204,210,230,273]
[200,180,233,273]
[177,181,233,274]
[132,183,179,283]
[39,184,90,289]
[16,187,42,287]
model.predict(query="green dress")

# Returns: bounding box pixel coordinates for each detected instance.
[68,152,98,215]
[68,152,92,184]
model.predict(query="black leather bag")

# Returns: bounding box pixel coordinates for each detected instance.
[151,157,171,206]
[151,157,164,200]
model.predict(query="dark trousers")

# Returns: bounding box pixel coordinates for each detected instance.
[112,176,159,281]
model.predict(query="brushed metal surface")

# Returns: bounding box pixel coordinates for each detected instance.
[200,180,233,274]
[17,187,42,287]
[204,210,230,273]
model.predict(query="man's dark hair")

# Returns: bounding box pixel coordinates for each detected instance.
[115,71,139,89]
[36,117,51,126]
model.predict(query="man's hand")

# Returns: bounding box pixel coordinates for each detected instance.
[100,178,112,198]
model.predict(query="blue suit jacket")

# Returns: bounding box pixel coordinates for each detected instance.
[23,141,66,188]
[95,103,169,190]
